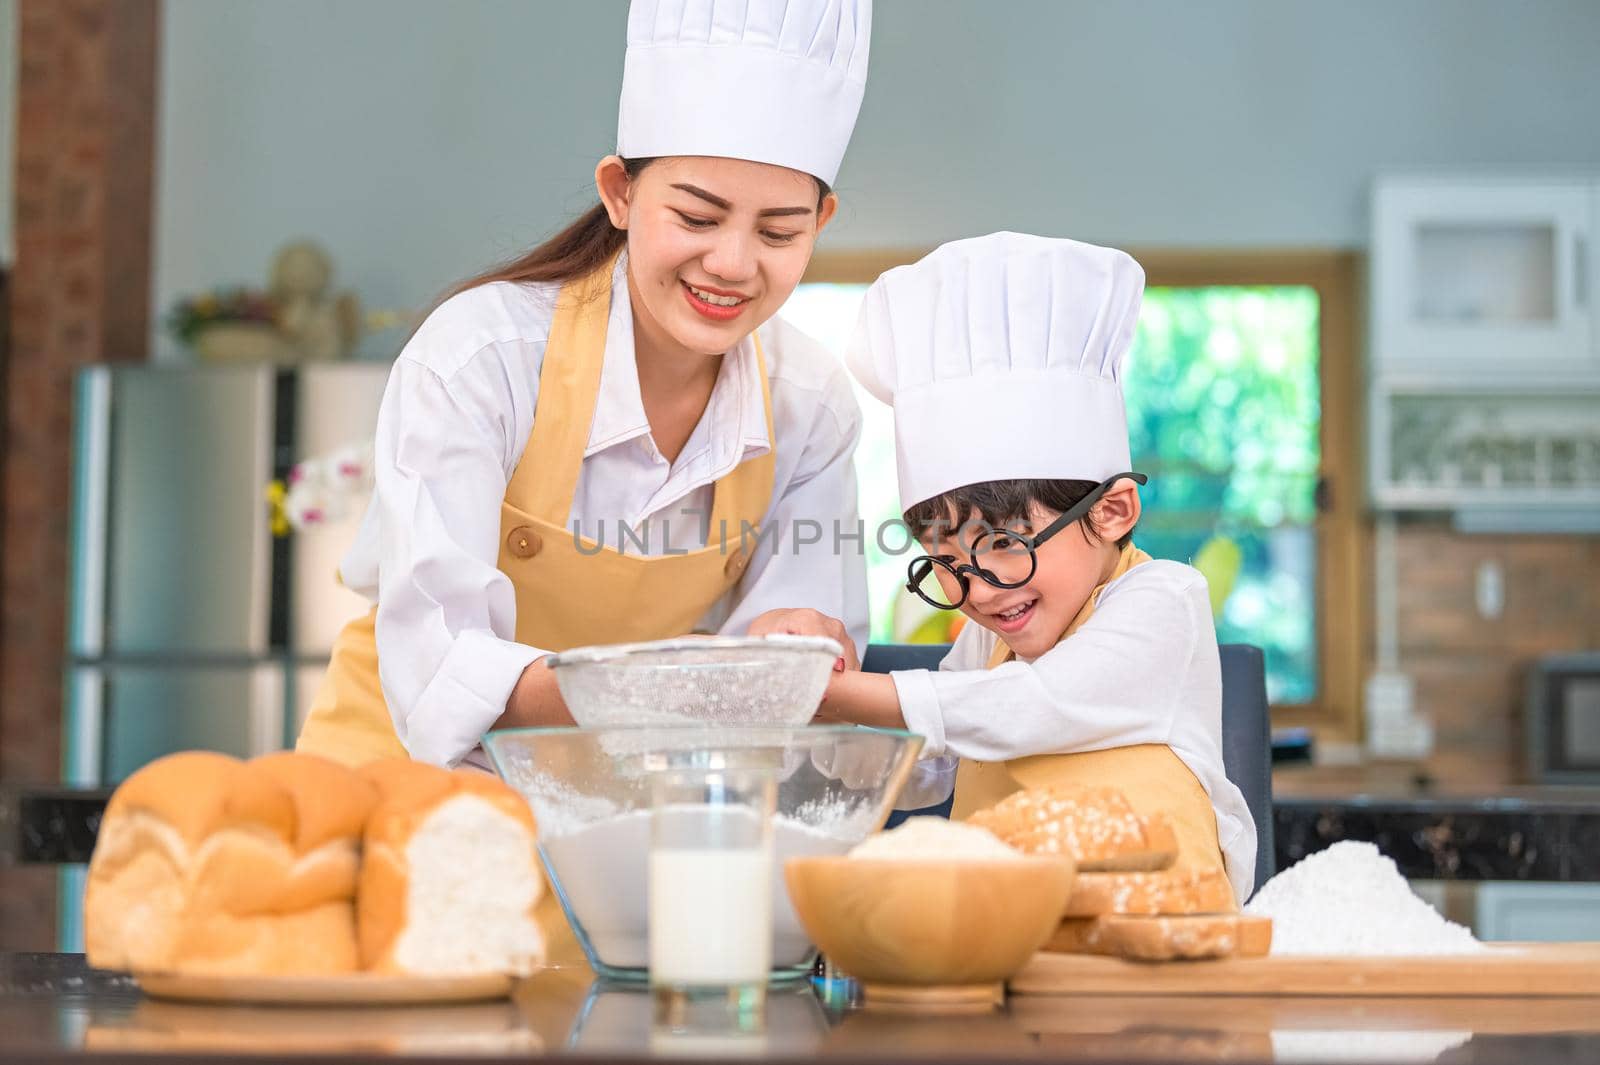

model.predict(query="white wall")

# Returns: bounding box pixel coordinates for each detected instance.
[153,0,1600,357]
[1,0,16,264]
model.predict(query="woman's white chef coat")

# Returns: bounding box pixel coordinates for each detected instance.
[893,559,1258,903]
[339,255,870,765]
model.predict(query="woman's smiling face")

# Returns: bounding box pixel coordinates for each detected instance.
[598,155,837,358]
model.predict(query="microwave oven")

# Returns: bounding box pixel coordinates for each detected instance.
[1525,652,1600,784]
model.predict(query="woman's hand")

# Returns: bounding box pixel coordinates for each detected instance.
[745,608,859,672]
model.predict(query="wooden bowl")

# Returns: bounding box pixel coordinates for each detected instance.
[784,856,1075,1007]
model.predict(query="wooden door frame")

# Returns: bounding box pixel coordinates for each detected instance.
[803,248,1369,743]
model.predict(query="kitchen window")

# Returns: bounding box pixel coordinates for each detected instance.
[783,252,1363,735]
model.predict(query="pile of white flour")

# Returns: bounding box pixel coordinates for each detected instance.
[1244,841,1485,956]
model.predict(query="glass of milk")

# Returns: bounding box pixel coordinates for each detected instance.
[648,766,777,1031]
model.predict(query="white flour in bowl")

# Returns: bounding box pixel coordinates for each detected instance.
[849,816,1025,861]
[1244,841,1485,956]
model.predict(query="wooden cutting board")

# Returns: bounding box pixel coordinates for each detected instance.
[1009,942,1600,997]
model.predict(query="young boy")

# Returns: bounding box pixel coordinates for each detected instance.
[824,232,1256,902]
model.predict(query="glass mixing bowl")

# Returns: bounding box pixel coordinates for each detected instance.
[543,635,842,729]
[483,725,924,982]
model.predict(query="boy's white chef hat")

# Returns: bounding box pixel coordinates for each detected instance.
[848,232,1145,508]
[617,0,871,186]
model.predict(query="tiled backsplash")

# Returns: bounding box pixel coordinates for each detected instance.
[1394,519,1600,789]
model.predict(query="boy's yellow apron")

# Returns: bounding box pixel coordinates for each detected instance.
[951,544,1230,894]
[295,254,778,963]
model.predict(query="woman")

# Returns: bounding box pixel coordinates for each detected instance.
[297,0,872,769]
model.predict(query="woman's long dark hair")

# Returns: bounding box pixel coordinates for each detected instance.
[441,157,832,300]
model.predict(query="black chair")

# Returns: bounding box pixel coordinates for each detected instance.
[863,641,1276,891]
[1217,643,1275,892]
[863,644,958,827]
[861,643,948,674]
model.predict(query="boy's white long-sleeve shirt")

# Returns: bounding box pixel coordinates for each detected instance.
[890,559,1258,903]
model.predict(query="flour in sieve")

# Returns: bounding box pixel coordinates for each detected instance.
[1244,841,1485,955]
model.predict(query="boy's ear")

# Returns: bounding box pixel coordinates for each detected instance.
[1092,479,1142,542]
[815,191,840,235]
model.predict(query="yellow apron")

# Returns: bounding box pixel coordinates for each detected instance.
[297,255,776,764]
[950,544,1229,892]
[294,256,778,965]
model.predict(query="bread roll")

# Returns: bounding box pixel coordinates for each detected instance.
[85,752,241,972]
[88,751,544,978]
[171,901,361,975]
[358,760,545,976]
[85,751,377,975]
[191,752,378,918]
[176,752,378,975]
[968,785,1178,872]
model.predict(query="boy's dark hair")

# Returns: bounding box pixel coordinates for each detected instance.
[902,479,1133,550]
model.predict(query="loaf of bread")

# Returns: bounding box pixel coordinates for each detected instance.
[967,786,1178,872]
[357,760,546,976]
[85,752,238,972]
[1046,913,1271,960]
[1061,865,1234,918]
[85,751,546,979]
[85,751,377,975]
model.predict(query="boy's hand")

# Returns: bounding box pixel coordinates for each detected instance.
[815,670,907,731]
[746,608,859,672]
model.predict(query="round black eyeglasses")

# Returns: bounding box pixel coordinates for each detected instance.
[905,472,1148,611]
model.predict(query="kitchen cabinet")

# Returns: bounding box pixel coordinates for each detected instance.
[1367,175,1600,524]
[1475,883,1600,942]
[1367,382,1600,514]
[1371,177,1594,378]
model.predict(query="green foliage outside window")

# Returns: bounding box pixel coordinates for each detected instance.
[1126,287,1321,704]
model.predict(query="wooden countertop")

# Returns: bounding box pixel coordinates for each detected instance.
[1272,763,1600,803]
[3,953,1598,1063]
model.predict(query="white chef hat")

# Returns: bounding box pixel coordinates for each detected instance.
[616,0,871,186]
[848,232,1145,509]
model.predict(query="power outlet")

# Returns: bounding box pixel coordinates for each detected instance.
[1475,559,1505,619]
[1366,670,1415,720]
[1368,714,1435,761]
[1365,670,1433,759]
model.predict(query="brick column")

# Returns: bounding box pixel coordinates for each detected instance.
[2,0,158,950]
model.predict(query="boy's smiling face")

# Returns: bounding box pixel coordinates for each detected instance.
[917,483,1142,659]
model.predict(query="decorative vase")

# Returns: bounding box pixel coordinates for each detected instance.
[193,322,292,363]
